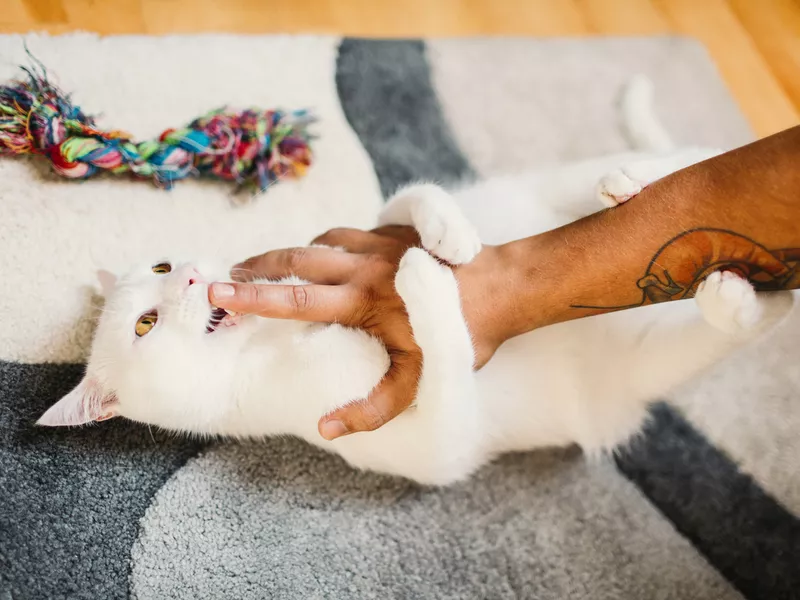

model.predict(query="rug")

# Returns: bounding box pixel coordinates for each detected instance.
[0,34,798,600]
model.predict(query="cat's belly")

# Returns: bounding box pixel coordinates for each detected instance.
[474,333,582,453]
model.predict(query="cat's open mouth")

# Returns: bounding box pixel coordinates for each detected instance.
[206,307,240,334]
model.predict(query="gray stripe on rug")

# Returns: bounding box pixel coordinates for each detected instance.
[615,403,800,600]
[0,361,203,600]
[335,38,475,198]
[130,440,741,600]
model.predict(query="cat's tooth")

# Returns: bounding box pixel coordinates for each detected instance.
[224,309,237,317]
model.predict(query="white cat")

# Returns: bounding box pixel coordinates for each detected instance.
[39,79,794,485]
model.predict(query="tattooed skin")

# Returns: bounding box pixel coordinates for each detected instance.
[572,228,800,311]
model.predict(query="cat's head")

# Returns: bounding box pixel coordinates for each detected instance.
[38,259,252,432]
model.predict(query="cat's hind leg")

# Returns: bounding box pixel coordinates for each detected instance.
[395,248,477,379]
[379,183,482,265]
[390,248,483,484]
[596,148,723,207]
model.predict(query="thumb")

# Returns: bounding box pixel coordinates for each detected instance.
[318,352,421,440]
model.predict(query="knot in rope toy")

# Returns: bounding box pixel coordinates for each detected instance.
[0,63,315,193]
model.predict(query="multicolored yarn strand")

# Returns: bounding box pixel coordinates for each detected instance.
[0,62,315,193]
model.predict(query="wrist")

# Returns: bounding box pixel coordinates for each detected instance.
[493,233,569,334]
[456,238,555,361]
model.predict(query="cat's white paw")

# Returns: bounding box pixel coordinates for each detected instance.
[695,270,762,334]
[410,188,482,265]
[596,169,644,207]
[395,248,458,306]
[380,183,482,265]
[395,247,474,368]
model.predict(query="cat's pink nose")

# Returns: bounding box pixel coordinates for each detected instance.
[185,267,204,287]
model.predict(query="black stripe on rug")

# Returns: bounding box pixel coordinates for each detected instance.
[335,38,475,198]
[0,361,204,600]
[615,402,800,600]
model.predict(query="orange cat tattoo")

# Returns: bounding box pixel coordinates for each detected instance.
[572,228,800,310]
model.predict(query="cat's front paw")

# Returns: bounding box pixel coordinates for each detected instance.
[596,169,644,207]
[695,270,761,334]
[380,183,482,265]
[395,248,458,306]
[409,186,482,265]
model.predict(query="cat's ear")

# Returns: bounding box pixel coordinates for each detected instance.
[96,269,118,298]
[37,376,118,427]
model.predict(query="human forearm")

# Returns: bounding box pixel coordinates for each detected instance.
[461,126,800,344]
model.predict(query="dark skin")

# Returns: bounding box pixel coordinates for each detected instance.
[210,125,800,441]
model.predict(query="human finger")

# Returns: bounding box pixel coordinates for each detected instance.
[209,281,362,323]
[369,224,421,247]
[311,227,397,253]
[231,246,360,283]
[317,349,421,439]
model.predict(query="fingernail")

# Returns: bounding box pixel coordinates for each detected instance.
[211,283,235,298]
[320,419,349,441]
[230,263,245,280]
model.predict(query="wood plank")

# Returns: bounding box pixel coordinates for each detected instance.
[0,22,74,34]
[62,0,146,34]
[728,0,800,114]
[653,0,799,138]
[140,0,345,35]
[457,0,589,36]
[21,0,67,24]
[0,0,34,26]
[577,0,671,34]
[141,0,588,37]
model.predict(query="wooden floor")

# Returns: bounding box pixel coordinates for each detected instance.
[3,0,799,138]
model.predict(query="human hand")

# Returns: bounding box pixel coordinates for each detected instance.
[208,226,513,440]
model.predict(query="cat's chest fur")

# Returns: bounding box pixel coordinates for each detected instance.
[231,319,389,439]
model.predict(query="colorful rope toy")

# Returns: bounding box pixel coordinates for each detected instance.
[0,61,315,193]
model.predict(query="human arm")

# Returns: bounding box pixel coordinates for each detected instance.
[210,125,800,440]
[464,124,800,342]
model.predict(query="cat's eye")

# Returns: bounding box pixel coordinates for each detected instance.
[152,262,172,274]
[135,311,158,337]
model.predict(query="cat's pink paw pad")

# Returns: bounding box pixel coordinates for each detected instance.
[596,170,645,207]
